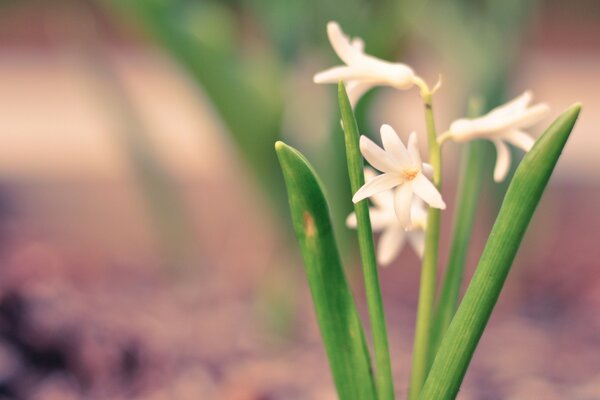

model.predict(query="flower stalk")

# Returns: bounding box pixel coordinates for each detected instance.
[338,82,395,400]
[408,87,442,400]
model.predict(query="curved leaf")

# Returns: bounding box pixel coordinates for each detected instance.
[275,141,377,400]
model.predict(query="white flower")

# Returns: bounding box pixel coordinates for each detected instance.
[353,124,445,229]
[347,169,427,265]
[313,21,419,106]
[440,91,549,182]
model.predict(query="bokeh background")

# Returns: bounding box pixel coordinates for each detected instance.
[0,0,598,399]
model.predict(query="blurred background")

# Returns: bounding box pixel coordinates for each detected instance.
[0,0,598,398]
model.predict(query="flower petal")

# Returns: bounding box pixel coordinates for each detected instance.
[380,124,410,168]
[493,139,511,182]
[394,184,413,229]
[377,227,406,266]
[407,131,422,166]
[482,103,549,133]
[369,209,393,231]
[422,163,434,178]
[410,199,428,230]
[347,80,375,107]
[504,130,535,152]
[351,37,364,52]
[410,173,446,209]
[408,231,426,258]
[363,168,394,208]
[488,91,532,118]
[352,173,401,203]
[360,136,397,172]
[508,103,549,129]
[327,21,363,65]
[314,66,367,83]
[346,212,357,228]
[345,209,389,231]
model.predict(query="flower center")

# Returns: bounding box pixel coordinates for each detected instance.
[402,168,419,181]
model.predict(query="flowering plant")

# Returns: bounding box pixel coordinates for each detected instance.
[276,22,580,400]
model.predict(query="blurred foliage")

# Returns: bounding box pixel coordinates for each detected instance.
[106,0,537,222]
[105,0,418,234]
[102,0,542,278]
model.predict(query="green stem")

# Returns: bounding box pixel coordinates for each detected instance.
[338,83,395,400]
[408,92,442,400]
[429,100,485,363]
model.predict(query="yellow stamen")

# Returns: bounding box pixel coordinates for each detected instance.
[403,168,419,181]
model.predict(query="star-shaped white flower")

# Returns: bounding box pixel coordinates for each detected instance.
[439,91,549,182]
[313,21,419,107]
[353,124,446,229]
[347,169,427,265]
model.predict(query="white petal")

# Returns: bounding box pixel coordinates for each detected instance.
[371,190,394,210]
[410,199,428,229]
[377,227,406,266]
[408,231,426,259]
[488,91,532,118]
[504,130,535,152]
[380,124,410,168]
[394,184,413,229]
[346,209,389,231]
[346,81,375,107]
[422,163,434,178]
[359,136,397,172]
[352,173,401,203]
[481,103,549,133]
[351,37,364,52]
[410,173,446,209]
[508,103,549,129]
[448,118,475,137]
[407,131,422,166]
[363,167,377,181]
[493,140,511,182]
[369,210,394,231]
[314,66,366,83]
[327,22,364,65]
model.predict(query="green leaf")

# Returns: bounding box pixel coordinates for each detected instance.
[419,103,581,400]
[338,82,395,400]
[275,141,377,400]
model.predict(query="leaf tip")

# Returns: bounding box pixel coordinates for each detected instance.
[274,140,286,152]
[569,102,582,115]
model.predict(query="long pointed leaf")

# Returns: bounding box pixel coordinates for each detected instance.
[420,104,581,399]
[275,141,377,400]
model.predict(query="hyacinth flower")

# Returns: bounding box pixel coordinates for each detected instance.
[347,169,427,265]
[276,18,581,400]
[352,124,445,229]
[313,21,421,106]
[439,91,550,182]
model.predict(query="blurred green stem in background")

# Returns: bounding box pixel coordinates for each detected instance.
[107,0,287,208]
[74,2,197,270]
